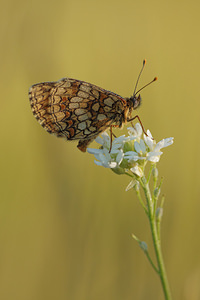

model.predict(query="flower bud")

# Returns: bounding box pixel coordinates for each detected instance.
[134,181,140,192]
[152,167,158,178]
[156,207,163,221]
[139,241,148,252]
[125,180,136,191]
[130,165,143,177]
[154,187,160,198]
[111,166,126,175]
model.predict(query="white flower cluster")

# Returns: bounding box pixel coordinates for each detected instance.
[87,123,173,177]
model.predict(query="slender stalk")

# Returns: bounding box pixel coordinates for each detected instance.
[141,177,172,300]
[144,248,160,274]
[132,234,159,273]
[134,185,148,214]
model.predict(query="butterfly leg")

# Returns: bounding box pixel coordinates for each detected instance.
[127,115,148,136]
[109,125,119,153]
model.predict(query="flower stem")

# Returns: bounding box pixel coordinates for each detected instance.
[141,177,172,300]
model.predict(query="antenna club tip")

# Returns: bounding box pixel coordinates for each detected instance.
[143,59,147,65]
[154,77,158,81]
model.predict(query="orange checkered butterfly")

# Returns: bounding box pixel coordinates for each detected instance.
[29,60,157,152]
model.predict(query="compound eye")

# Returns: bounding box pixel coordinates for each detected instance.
[133,94,142,109]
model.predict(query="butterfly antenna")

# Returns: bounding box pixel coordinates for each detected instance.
[135,77,158,96]
[133,59,146,96]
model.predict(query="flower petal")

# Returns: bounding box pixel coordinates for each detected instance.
[127,123,142,138]
[134,141,141,153]
[147,151,163,157]
[154,137,174,151]
[147,151,163,162]
[114,135,126,143]
[144,134,155,150]
[124,151,140,161]
[116,149,124,164]
[87,148,102,154]
[140,139,146,153]
[147,156,160,163]
[94,160,103,166]
[135,123,143,136]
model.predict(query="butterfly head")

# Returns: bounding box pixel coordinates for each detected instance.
[129,94,142,110]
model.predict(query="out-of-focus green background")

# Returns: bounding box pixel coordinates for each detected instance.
[1,0,200,299]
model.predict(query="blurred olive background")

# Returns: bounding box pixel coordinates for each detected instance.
[1,0,200,299]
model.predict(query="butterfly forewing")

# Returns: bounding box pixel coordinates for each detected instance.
[29,78,128,151]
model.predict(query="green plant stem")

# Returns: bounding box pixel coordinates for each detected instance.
[141,177,172,300]
[134,185,148,214]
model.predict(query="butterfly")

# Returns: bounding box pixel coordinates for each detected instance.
[29,60,157,152]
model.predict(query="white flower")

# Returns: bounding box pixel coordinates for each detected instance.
[87,135,125,169]
[87,123,174,173]
[90,131,127,154]
[87,148,117,168]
